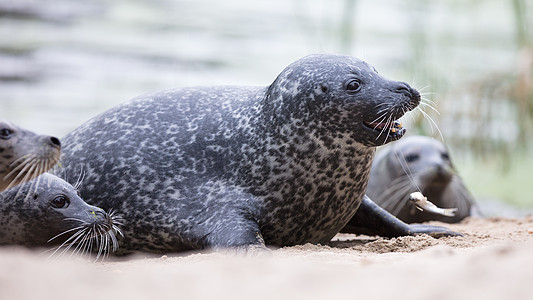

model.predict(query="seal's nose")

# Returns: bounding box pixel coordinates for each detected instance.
[433,163,453,181]
[393,82,420,108]
[394,82,412,97]
[48,136,61,149]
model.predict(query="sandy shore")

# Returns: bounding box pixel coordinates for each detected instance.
[1,217,533,300]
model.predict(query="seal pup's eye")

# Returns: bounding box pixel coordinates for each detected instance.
[441,152,450,161]
[404,153,419,163]
[345,80,362,93]
[50,195,70,209]
[0,128,13,140]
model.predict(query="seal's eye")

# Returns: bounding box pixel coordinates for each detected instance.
[50,195,70,209]
[346,79,362,93]
[442,152,450,161]
[0,128,13,140]
[404,153,419,163]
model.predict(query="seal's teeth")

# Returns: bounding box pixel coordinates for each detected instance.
[390,122,402,133]
[363,120,402,133]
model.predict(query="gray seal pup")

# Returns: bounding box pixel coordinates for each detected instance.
[58,54,459,254]
[365,135,479,223]
[0,120,61,192]
[0,173,123,258]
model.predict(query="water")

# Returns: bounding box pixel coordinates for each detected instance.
[1,0,531,207]
[0,0,528,141]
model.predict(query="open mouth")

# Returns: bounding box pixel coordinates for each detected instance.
[363,120,404,135]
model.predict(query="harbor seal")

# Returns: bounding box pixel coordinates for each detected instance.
[58,54,459,254]
[0,173,123,258]
[0,120,61,192]
[364,135,479,223]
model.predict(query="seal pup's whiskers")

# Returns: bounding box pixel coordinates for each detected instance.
[0,120,61,192]
[6,153,59,202]
[394,144,422,193]
[377,176,413,213]
[73,169,86,190]
[47,210,124,261]
[5,154,36,189]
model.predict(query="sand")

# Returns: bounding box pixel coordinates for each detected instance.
[1,217,533,300]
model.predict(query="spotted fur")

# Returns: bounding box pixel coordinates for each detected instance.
[57,54,421,254]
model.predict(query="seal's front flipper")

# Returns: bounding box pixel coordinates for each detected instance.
[342,195,461,238]
[204,211,269,253]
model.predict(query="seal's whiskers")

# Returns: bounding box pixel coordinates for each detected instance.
[377,175,414,209]
[393,144,422,193]
[73,169,86,190]
[375,114,394,141]
[392,195,412,216]
[377,177,414,215]
[47,211,124,261]
[449,177,472,214]
[416,101,444,141]
[4,155,35,187]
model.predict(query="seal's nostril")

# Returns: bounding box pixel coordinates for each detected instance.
[49,137,61,148]
[395,83,413,98]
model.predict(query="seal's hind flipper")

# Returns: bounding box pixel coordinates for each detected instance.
[341,195,461,238]
[192,185,268,252]
[203,212,268,251]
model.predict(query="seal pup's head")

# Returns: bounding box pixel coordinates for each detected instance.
[0,120,61,191]
[0,173,123,258]
[265,54,420,147]
[371,135,477,223]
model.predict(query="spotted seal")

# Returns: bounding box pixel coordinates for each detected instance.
[0,173,123,258]
[364,135,479,223]
[58,54,459,254]
[0,120,61,192]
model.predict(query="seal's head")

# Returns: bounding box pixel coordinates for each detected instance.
[387,136,455,189]
[265,54,420,147]
[370,135,477,223]
[0,173,123,257]
[0,120,61,191]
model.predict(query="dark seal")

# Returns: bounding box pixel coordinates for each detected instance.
[365,135,480,223]
[0,120,61,192]
[58,54,458,254]
[0,173,123,258]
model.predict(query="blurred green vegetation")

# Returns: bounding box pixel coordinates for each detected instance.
[459,152,533,208]
[401,0,533,156]
[340,0,533,207]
